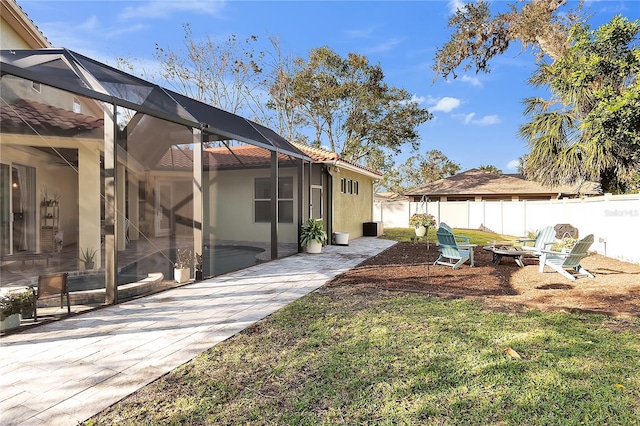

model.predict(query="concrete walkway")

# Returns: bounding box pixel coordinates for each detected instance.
[0,237,396,425]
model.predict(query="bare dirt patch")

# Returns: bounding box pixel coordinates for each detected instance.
[326,241,640,318]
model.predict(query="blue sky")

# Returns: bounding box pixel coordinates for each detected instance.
[16,0,638,173]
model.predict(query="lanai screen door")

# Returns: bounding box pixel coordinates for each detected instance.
[155,182,172,237]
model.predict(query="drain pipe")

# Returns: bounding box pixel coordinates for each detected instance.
[326,162,338,242]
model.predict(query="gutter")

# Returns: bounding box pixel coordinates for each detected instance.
[326,159,382,180]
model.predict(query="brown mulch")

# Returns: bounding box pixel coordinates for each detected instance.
[327,242,640,318]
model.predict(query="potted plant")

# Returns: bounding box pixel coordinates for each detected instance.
[174,248,193,283]
[17,288,35,319]
[80,247,97,270]
[194,252,203,281]
[300,218,328,254]
[552,237,578,253]
[409,213,436,237]
[0,292,21,332]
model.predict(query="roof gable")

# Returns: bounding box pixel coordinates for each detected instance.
[292,142,382,177]
[405,169,600,197]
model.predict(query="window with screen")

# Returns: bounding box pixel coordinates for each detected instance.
[254,176,294,223]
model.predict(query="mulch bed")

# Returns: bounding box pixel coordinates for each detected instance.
[326,241,640,318]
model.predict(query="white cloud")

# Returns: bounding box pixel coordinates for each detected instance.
[428,96,461,113]
[78,16,98,31]
[461,75,482,87]
[454,112,501,126]
[473,115,501,126]
[463,112,475,124]
[507,159,520,171]
[346,27,375,38]
[448,0,468,14]
[120,1,226,20]
[411,94,426,104]
[364,38,403,54]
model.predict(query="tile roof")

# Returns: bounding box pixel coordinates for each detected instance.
[0,99,103,135]
[156,145,299,170]
[292,142,382,176]
[404,168,600,196]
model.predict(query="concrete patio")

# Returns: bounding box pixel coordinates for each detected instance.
[0,237,396,426]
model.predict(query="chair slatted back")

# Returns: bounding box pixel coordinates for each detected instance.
[436,225,462,259]
[561,234,594,268]
[534,226,556,251]
[37,272,68,300]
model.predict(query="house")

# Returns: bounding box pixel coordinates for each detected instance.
[404,169,601,202]
[0,0,51,49]
[152,142,382,243]
[1,47,315,305]
[0,1,383,308]
[292,143,383,240]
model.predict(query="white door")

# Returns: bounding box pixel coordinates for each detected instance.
[155,182,172,237]
[311,186,323,220]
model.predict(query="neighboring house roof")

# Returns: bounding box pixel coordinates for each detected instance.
[292,142,383,179]
[404,169,601,198]
[374,191,409,202]
[1,0,51,48]
[0,98,103,135]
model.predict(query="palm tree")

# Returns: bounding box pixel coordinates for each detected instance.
[520,16,640,193]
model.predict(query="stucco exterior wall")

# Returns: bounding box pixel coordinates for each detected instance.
[0,0,51,49]
[205,166,299,244]
[331,168,374,239]
[0,20,29,49]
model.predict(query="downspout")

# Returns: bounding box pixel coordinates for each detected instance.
[326,161,338,241]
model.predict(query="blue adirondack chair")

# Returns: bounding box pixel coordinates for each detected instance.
[538,234,595,280]
[518,225,556,256]
[439,222,471,245]
[434,223,471,269]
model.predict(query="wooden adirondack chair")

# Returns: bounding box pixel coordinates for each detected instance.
[440,222,471,245]
[538,234,595,281]
[518,226,556,256]
[434,223,471,269]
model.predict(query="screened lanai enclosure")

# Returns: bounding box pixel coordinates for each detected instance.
[0,49,312,310]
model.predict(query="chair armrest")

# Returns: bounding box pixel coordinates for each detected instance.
[517,238,535,246]
[455,235,471,244]
[538,249,565,256]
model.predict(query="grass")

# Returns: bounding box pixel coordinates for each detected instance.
[381,226,519,245]
[87,229,640,426]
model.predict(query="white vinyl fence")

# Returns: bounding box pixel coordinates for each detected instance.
[374,193,640,264]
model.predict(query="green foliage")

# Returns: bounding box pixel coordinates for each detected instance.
[79,247,97,263]
[551,237,578,252]
[0,293,21,320]
[286,46,432,173]
[478,164,502,174]
[521,15,640,193]
[408,213,437,228]
[433,0,583,81]
[382,150,460,193]
[299,218,328,247]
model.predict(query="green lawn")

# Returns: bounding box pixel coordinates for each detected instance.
[381,226,520,245]
[87,230,640,426]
